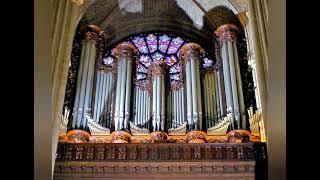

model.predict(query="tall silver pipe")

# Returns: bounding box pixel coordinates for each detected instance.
[211,73,216,126]
[124,61,132,129]
[76,40,91,128]
[101,73,107,123]
[133,87,137,125]
[152,77,156,130]
[227,41,240,128]
[181,88,185,125]
[93,71,100,121]
[156,76,161,130]
[118,59,127,129]
[161,76,165,130]
[217,71,225,117]
[215,71,221,122]
[190,59,198,128]
[203,74,208,128]
[73,41,86,127]
[195,60,202,129]
[185,62,193,127]
[221,42,235,129]
[233,42,246,129]
[137,89,141,126]
[106,73,112,125]
[114,61,122,130]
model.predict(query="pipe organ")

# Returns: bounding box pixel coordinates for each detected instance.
[69,24,249,136]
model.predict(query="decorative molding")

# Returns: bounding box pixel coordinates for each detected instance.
[180,43,204,64]
[55,142,265,162]
[150,131,168,143]
[168,122,187,135]
[215,24,239,42]
[110,131,131,143]
[86,114,111,136]
[148,60,168,77]
[130,122,150,135]
[80,25,102,42]
[115,42,137,61]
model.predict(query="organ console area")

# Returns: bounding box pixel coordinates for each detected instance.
[59,24,264,144]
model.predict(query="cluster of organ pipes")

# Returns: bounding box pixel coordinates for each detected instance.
[70,24,249,134]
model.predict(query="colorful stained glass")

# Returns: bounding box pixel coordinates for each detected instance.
[137,63,148,73]
[170,74,180,80]
[103,56,114,66]
[146,34,157,53]
[158,34,171,53]
[137,73,147,80]
[132,36,148,53]
[167,37,184,54]
[203,57,214,68]
[165,55,178,66]
[139,55,152,67]
[151,52,164,61]
[169,63,182,73]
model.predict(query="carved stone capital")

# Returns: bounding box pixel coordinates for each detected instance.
[215,24,239,42]
[80,25,101,42]
[148,60,168,76]
[179,43,204,64]
[115,42,137,61]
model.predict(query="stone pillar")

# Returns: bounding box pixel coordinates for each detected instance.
[247,0,268,130]
[215,24,246,129]
[180,43,203,130]
[150,61,167,131]
[114,42,136,131]
[72,25,101,129]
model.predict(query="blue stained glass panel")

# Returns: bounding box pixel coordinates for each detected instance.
[158,34,171,53]
[146,34,157,53]
[165,55,178,66]
[132,36,148,53]
[151,52,164,61]
[167,37,184,54]
[137,63,148,73]
[139,55,152,67]
[170,74,180,80]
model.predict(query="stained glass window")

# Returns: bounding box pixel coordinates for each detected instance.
[101,33,215,87]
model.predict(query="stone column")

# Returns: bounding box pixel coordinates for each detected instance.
[150,61,167,131]
[180,43,203,130]
[247,0,268,125]
[114,42,136,131]
[215,24,246,129]
[72,25,101,129]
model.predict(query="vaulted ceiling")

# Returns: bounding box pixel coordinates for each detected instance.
[78,0,248,51]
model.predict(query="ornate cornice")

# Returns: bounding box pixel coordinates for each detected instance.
[214,24,239,42]
[179,43,204,64]
[115,42,137,61]
[80,25,101,42]
[148,61,168,77]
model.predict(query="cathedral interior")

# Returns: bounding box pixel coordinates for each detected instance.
[34,0,286,179]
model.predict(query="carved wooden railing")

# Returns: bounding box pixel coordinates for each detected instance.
[54,143,267,179]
